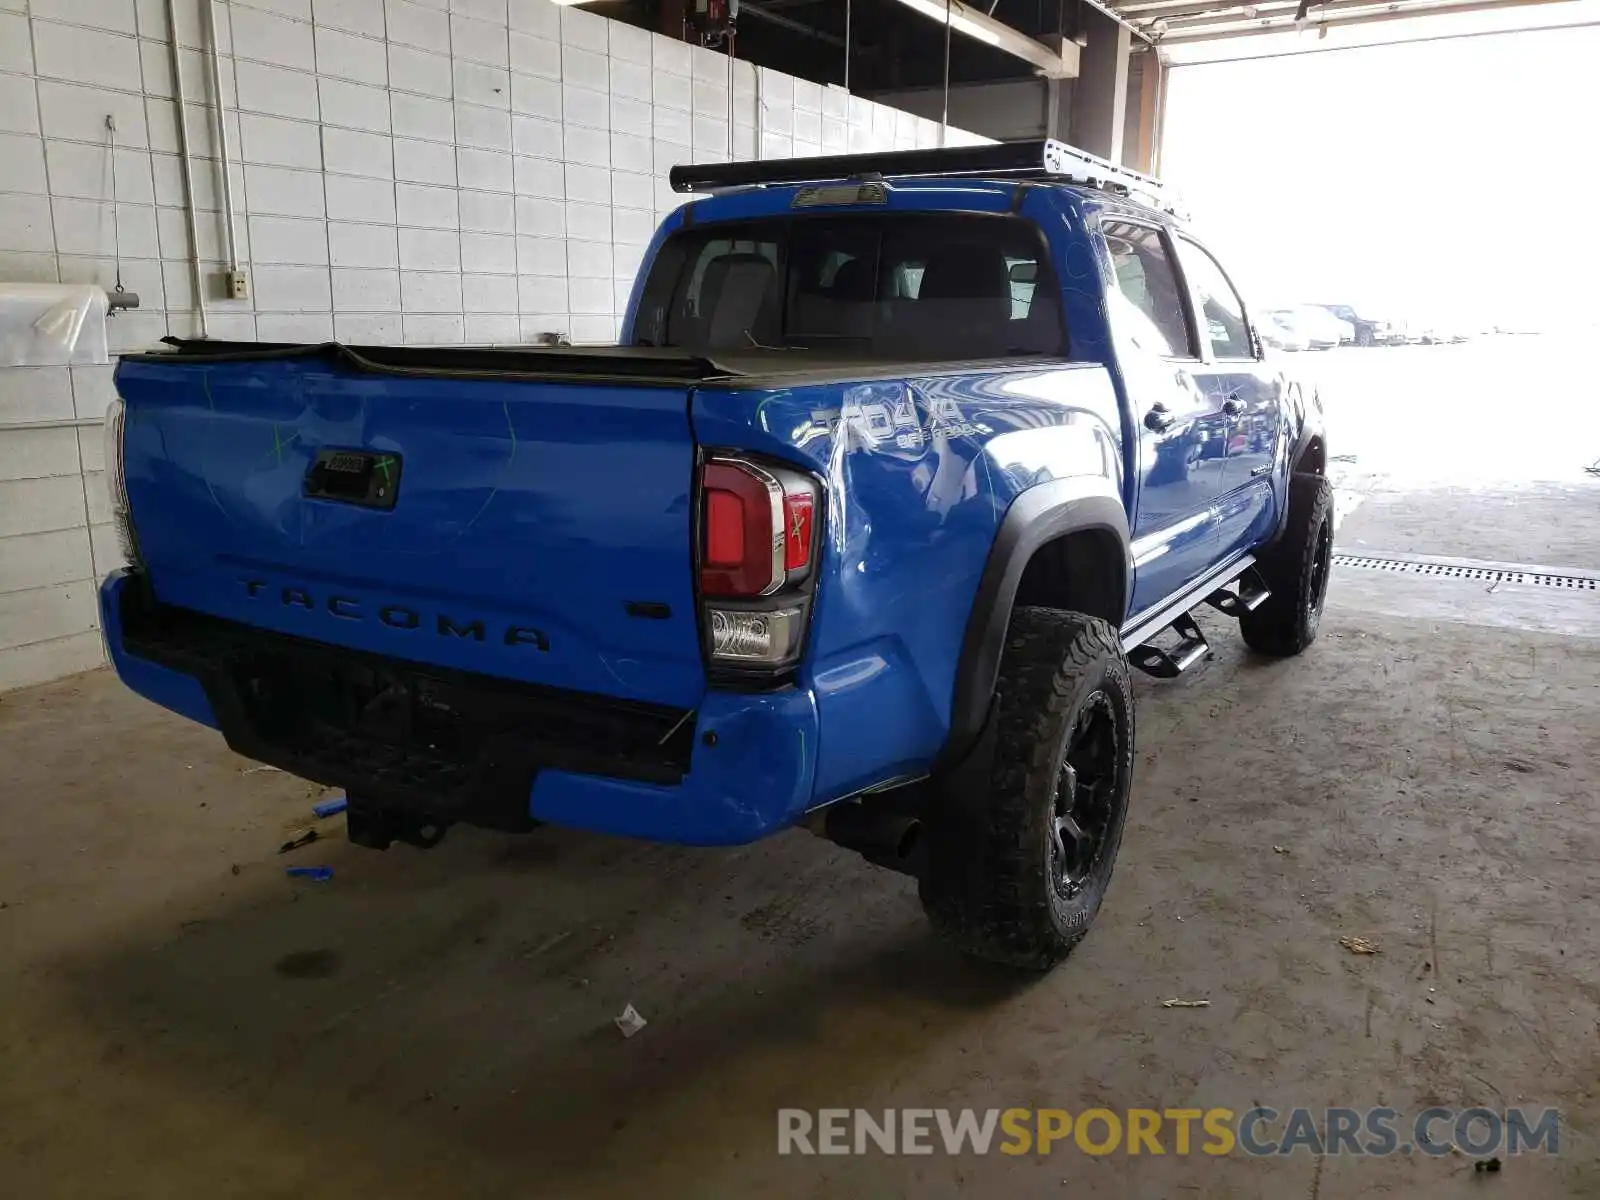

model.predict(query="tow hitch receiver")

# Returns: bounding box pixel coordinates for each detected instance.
[346,797,451,851]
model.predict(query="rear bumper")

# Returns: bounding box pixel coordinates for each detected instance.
[99,570,818,846]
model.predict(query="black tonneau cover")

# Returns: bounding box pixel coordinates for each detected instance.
[126,337,735,388]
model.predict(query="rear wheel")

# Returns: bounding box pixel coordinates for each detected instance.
[919,608,1135,970]
[1240,472,1334,657]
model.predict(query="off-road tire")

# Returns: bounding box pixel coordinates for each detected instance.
[1240,472,1334,657]
[919,608,1135,971]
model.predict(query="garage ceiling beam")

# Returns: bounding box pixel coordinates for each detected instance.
[1156,0,1412,28]
[1079,0,1161,43]
[740,2,846,45]
[1134,0,1565,39]
[885,0,1085,75]
[1160,0,1519,28]
[1115,0,1258,13]
[1104,0,1575,34]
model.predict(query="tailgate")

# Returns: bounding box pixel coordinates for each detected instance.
[115,348,707,709]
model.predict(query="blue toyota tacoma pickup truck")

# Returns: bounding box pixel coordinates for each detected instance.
[100,140,1329,969]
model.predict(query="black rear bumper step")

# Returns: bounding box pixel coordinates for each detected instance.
[120,593,696,817]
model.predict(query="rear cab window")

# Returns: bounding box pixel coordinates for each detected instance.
[633,213,1066,361]
[1100,220,1195,359]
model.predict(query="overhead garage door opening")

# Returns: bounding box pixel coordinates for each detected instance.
[1158,7,1600,569]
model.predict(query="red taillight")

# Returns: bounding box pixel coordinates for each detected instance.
[699,459,784,598]
[783,490,814,572]
[704,489,747,567]
[698,456,820,669]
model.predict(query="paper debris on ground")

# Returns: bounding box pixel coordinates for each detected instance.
[1273,845,1290,854]
[243,765,282,775]
[614,1003,648,1038]
[1340,935,1381,955]
[1160,998,1211,1008]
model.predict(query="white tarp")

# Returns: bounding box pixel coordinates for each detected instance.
[0,284,110,367]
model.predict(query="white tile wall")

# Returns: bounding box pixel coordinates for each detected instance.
[319,77,390,132]
[0,0,982,689]
[390,92,450,143]
[326,173,396,223]
[389,44,452,98]
[386,0,446,51]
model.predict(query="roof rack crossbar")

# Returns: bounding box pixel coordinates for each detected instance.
[668,138,1184,217]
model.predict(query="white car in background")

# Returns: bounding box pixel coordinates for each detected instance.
[1283,305,1349,350]
[1258,309,1311,352]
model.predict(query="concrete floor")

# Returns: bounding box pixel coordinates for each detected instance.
[3,340,1599,1198]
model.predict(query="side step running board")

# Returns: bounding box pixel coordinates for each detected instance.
[1129,612,1209,679]
[1203,566,1270,617]
[1121,554,1267,680]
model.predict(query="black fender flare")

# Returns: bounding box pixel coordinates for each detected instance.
[1288,405,1327,474]
[937,477,1131,771]
[1270,392,1328,542]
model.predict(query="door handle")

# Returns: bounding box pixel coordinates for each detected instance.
[1144,404,1177,433]
[1221,395,1245,416]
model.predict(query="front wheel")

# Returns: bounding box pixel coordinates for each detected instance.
[920,608,1136,970]
[1240,472,1334,657]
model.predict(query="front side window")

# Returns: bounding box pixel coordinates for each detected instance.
[1173,238,1255,360]
[635,214,1066,360]
[1100,220,1193,359]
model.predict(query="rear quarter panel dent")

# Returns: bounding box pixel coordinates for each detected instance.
[692,360,1124,805]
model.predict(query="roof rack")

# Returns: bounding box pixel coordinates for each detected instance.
[668,138,1185,218]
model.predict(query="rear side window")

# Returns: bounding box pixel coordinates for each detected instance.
[635,214,1066,360]
[1101,220,1193,358]
[1173,238,1255,360]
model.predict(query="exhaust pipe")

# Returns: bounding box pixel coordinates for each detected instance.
[808,802,924,876]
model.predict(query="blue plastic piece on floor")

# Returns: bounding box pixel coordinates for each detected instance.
[312,796,348,819]
[285,866,334,881]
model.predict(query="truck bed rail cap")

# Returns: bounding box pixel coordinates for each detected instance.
[126,338,739,386]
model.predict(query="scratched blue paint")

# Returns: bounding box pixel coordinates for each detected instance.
[528,685,819,845]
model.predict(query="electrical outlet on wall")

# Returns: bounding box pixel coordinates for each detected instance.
[224,270,248,301]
